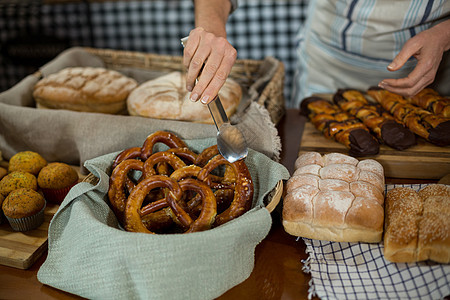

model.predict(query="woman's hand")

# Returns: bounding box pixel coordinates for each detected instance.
[379,19,450,97]
[183,27,237,104]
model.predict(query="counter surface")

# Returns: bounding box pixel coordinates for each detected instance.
[0,109,438,300]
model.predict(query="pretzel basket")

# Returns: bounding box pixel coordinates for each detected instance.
[83,47,286,124]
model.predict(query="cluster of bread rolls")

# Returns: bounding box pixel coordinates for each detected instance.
[384,184,450,263]
[33,67,242,123]
[282,152,385,243]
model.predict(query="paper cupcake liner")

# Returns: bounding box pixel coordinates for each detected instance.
[5,202,46,231]
[41,181,77,204]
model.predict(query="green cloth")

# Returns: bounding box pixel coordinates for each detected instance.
[37,138,290,300]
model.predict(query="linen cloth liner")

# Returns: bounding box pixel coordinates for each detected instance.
[37,139,290,300]
[0,47,281,173]
[301,183,450,300]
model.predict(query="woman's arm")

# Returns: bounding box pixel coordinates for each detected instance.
[183,0,237,104]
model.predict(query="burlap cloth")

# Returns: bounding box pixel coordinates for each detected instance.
[36,139,290,299]
[0,47,282,174]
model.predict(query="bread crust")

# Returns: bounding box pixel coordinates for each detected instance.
[127,72,242,124]
[33,67,138,114]
[383,184,450,263]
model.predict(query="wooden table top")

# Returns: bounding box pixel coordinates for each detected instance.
[0,109,438,300]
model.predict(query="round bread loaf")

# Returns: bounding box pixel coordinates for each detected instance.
[127,71,242,124]
[33,67,138,114]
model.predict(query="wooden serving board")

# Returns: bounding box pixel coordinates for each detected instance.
[0,202,58,269]
[300,122,450,179]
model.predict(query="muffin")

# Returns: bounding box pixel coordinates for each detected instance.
[0,193,4,224]
[0,171,38,197]
[37,162,79,204]
[0,167,7,181]
[8,151,48,175]
[2,188,46,231]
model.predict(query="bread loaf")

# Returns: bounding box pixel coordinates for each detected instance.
[283,152,385,243]
[384,184,450,263]
[127,72,242,124]
[33,67,138,114]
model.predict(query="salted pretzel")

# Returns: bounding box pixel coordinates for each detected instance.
[108,130,254,234]
[112,146,142,169]
[141,130,187,160]
[143,151,187,177]
[124,175,216,234]
[198,155,253,226]
[108,159,144,222]
[156,147,198,175]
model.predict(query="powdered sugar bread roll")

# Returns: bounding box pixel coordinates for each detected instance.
[293,164,322,177]
[127,71,242,124]
[283,151,385,243]
[285,174,320,194]
[294,152,324,169]
[323,152,358,166]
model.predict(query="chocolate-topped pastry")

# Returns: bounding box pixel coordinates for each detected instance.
[368,87,450,147]
[333,89,416,150]
[406,88,450,118]
[300,96,379,157]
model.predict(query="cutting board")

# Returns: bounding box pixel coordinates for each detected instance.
[0,165,86,269]
[0,202,58,269]
[300,122,450,179]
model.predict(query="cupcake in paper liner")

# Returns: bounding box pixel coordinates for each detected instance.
[2,188,46,231]
[38,162,79,204]
[0,193,5,225]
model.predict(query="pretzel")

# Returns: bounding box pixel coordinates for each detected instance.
[156,147,198,175]
[107,130,254,234]
[112,146,142,169]
[141,130,187,160]
[198,155,253,226]
[108,159,144,221]
[143,151,187,177]
[125,175,216,233]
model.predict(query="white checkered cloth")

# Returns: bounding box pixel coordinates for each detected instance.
[301,184,450,300]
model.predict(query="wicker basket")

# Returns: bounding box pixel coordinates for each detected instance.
[83,47,286,124]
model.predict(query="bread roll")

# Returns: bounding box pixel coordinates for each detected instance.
[384,184,450,263]
[283,151,385,243]
[127,72,242,124]
[33,67,138,114]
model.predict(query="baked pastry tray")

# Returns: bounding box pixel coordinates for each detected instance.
[299,95,450,180]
